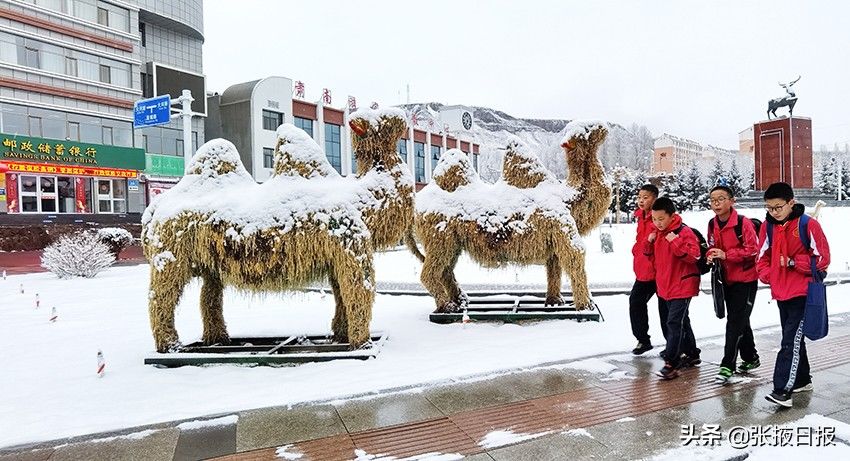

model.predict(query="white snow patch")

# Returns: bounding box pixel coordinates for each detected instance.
[275,444,304,459]
[616,417,636,423]
[151,251,176,272]
[555,358,619,375]
[563,428,594,438]
[349,107,408,128]
[561,120,606,145]
[54,429,156,448]
[478,429,551,449]
[176,414,238,431]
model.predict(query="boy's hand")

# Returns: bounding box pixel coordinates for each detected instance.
[648,232,656,243]
[707,249,726,261]
[665,232,678,242]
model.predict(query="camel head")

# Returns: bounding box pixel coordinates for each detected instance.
[561,120,608,169]
[349,108,408,174]
[433,148,477,192]
[502,138,555,188]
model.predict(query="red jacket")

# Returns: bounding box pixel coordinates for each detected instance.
[632,209,655,281]
[707,209,759,284]
[643,213,701,300]
[757,204,830,301]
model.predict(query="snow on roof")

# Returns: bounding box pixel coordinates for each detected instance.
[416,175,583,251]
[275,123,339,178]
[348,107,408,127]
[561,120,606,144]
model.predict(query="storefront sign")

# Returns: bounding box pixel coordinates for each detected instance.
[6,173,18,212]
[145,154,184,177]
[4,161,138,178]
[128,179,139,191]
[1,133,145,170]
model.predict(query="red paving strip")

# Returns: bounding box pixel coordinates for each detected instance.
[214,333,850,461]
[0,246,146,275]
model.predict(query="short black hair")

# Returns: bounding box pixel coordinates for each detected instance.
[763,182,794,201]
[710,185,735,198]
[639,184,659,197]
[651,196,676,214]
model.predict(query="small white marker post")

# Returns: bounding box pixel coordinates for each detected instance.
[96,350,105,378]
[49,306,57,323]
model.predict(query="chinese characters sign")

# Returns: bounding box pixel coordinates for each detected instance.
[133,95,171,128]
[1,133,145,170]
[4,161,138,178]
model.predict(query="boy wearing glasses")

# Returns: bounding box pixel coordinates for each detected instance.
[705,186,760,384]
[629,184,668,356]
[644,197,701,380]
[758,182,831,407]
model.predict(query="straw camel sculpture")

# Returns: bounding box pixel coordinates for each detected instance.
[413,121,611,313]
[142,108,414,352]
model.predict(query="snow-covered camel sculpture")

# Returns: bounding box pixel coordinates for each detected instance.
[413,121,612,313]
[142,108,414,352]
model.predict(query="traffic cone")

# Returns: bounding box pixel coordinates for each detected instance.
[49,306,58,323]
[96,350,105,378]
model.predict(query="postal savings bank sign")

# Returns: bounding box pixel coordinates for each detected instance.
[1,133,145,173]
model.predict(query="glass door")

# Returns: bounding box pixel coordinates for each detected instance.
[19,175,39,213]
[18,175,58,213]
[96,179,113,213]
[39,176,57,213]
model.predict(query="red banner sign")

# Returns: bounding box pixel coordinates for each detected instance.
[4,161,137,178]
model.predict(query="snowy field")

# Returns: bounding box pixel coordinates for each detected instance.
[1,208,849,447]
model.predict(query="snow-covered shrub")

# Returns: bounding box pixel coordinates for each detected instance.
[97,227,134,258]
[41,232,115,279]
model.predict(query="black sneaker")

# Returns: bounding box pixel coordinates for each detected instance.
[765,391,793,408]
[632,342,653,355]
[657,362,679,380]
[679,353,702,368]
[738,359,760,373]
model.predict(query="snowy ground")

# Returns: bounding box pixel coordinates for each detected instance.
[1,208,849,447]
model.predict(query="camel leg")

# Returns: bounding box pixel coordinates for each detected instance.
[441,248,467,309]
[334,257,375,349]
[559,246,593,311]
[200,272,229,345]
[329,274,349,342]
[148,265,190,352]
[545,253,565,306]
[421,242,460,313]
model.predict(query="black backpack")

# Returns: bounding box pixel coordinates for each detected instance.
[673,225,711,275]
[708,216,762,245]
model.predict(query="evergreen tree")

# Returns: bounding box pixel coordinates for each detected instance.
[707,158,725,189]
[819,157,837,195]
[685,162,707,211]
[662,170,691,213]
[841,159,850,200]
[727,160,746,197]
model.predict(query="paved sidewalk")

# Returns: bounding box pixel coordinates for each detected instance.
[3,313,850,461]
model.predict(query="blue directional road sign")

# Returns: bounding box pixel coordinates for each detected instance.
[134,95,171,128]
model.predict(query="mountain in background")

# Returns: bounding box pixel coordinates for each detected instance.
[399,102,655,182]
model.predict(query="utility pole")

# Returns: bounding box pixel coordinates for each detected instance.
[171,89,194,170]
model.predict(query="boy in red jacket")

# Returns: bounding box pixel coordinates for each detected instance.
[629,184,669,355]
[705,186,760,385]
[758,182,830,407]
[644,197,702,380]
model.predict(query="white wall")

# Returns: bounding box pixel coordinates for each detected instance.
[251,76,293,182]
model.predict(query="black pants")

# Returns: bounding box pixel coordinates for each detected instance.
[629,280,668,344]
[773,296,812,394]
[720,281,759,370]
[662,297,697,367]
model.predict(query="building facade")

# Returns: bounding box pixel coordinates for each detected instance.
[652,133,702,174]
[207,77,480,187]
[0,0,205,216]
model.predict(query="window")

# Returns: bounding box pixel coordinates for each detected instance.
[262,109,284,131]
[397,139,408,163]
[473,153,479,172]
[99,64,110,84]
[67,121,80,141]
[414,141,426,183]
[24,47,39,68]
[294,116,313,138]
[102,126,113,145]
[57,176,75,213]
[139,22,146,47]
[325,123,342,173]
[431,145,441,171]
[28,116,42,137]
[0,103,28,134]
[263,147,274,169]
[97,7,109,27]
[65,57,78,77]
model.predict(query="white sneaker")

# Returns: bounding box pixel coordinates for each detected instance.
[792,383,814,393]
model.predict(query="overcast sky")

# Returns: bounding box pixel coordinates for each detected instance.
[203,0,850,150]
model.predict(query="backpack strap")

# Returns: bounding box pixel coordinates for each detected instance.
[798,213,811,250]
[766,221,774,247]
[707,219,715,244]
[734,218,745,243]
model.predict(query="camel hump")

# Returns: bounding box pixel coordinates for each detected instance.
[502,139,554,188]
[275,124,339,179]
[433,148,478,192]
[561,120,608,150]
[186,139,251,179]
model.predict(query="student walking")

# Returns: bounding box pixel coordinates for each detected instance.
[705,186,760,385]
[644,197,702,380]
[757,182,831,407]
[629,184,669,355]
